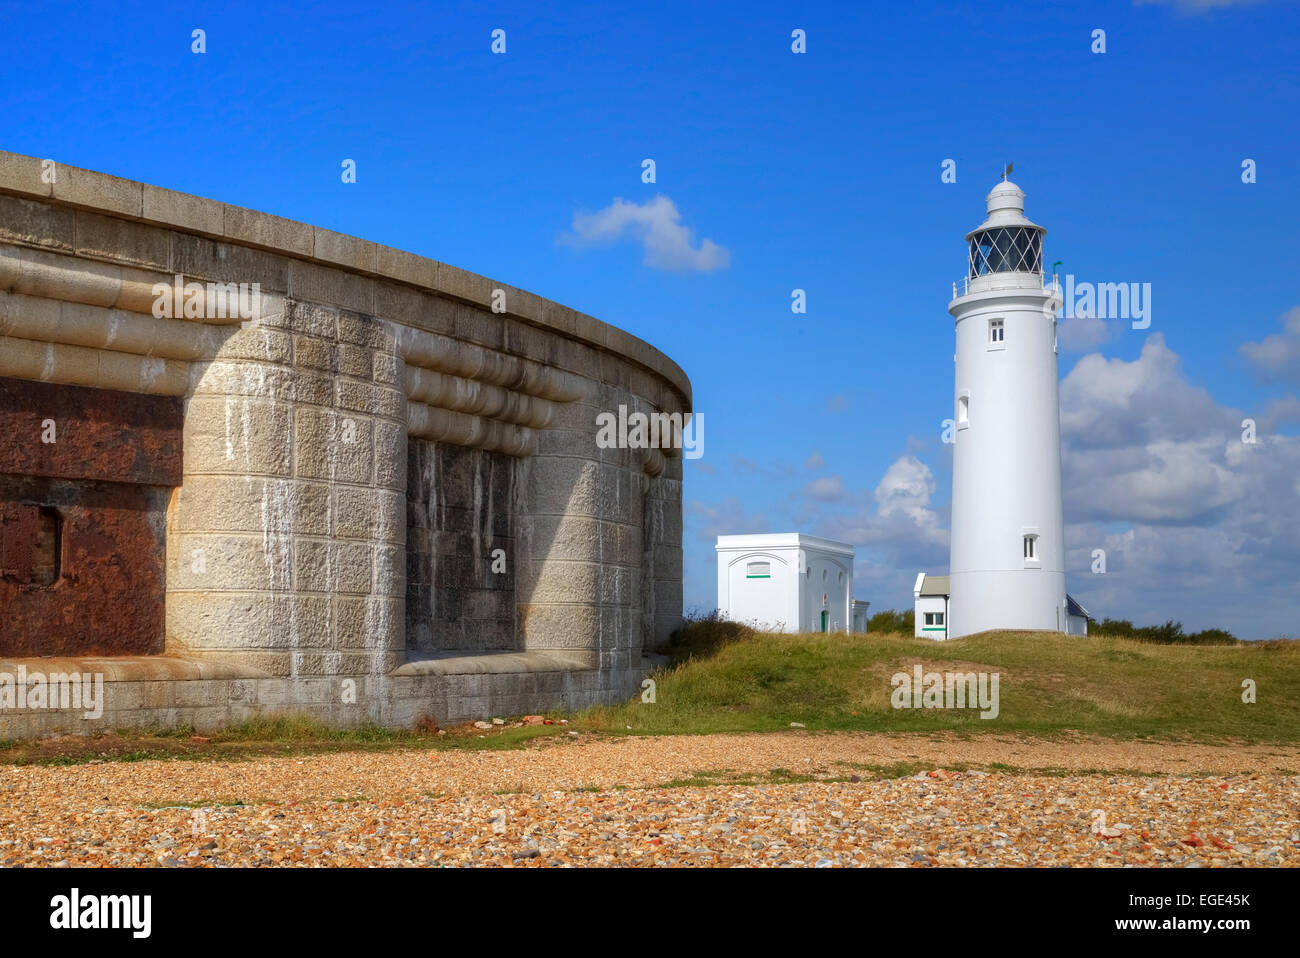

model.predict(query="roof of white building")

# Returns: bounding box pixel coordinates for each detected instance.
[914,573,950,597]
[715,533,854,556]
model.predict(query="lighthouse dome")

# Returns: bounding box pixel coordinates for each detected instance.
[965,178,1046,277]
[987,179,1026,214]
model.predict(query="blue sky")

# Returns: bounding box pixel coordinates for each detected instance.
[3,0,1298,637]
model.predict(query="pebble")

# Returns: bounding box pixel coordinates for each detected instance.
[0,733,1294,868]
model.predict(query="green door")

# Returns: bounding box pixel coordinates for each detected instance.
[820,611,828,633]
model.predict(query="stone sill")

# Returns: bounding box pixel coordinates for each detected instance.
[0,655,270,682]
[392,650,596,677]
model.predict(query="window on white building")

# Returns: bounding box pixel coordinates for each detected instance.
[1023,535,1037,560]
[746,561,770,579]
[989,318,1005,344]
[958,394,969,426]
[924,612,946,626]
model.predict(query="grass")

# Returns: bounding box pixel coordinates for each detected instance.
[578,627,1300,744]
[0,712,568,766]
[3,625,1297,766]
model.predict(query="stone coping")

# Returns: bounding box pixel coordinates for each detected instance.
[0,655,269,682]
[0,149,692,406]
[392,650,595,676]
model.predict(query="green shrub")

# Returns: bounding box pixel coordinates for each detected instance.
[657,611,757,663]
[867,609,914,634]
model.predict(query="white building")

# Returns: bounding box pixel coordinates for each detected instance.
[716,533,864,633]
[913,574,949,639]
[915,177,1092,639]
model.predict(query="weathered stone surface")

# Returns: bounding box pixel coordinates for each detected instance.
[0,152,689,737]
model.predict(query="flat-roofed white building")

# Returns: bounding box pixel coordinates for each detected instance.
[716,533,863,633]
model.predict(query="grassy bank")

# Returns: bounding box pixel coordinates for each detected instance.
[580,628,1300,743]
[4,627,1295,765]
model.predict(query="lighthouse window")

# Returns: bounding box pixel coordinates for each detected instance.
[957,395,969,426]
[989,319,1005,343]
[746,561,771,579]
[1023,535,1037,559]
[969,227,1042,277]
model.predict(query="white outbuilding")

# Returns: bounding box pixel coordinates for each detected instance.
[913,573,950,639]
[912,575,1091,640]
[716,533,864,633]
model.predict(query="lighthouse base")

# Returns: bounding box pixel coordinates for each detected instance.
[948,570,1067,639]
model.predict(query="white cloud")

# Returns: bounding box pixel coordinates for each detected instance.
[1059,332,1300,636]
[562,195,729,272]
[1057,313,1119,353]
[874,455,939,525]
[803,475,848,503]
[804,450,824,470]
[1240,306,1300,383]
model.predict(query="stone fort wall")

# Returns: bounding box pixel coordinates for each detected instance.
[0,150,688,738]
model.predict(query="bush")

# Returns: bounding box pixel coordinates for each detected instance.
[1090,618,1237,645]
[657,611,757,663]
[867,609,914,634]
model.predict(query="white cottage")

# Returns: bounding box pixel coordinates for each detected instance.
[716,534,864,633]
[913,573,950,639]
[912,572,1091,640]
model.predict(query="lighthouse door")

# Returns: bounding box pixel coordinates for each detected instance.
[820,611,828,633]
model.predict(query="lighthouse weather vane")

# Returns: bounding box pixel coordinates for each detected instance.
[1002,161,1013,181]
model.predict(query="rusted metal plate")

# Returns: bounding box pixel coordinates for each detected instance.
[0,502,38,582]
[0,376,183,486]
[0,476,169,656]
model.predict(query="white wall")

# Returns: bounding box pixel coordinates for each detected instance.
[717,548,798,631]
[801,547,852,632]
[716,535,853,633]
[915,595,949,639]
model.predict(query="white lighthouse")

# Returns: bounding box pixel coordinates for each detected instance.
[944,177,1068,638]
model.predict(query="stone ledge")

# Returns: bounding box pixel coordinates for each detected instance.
[391,650,595,677]
[0,655,271,682]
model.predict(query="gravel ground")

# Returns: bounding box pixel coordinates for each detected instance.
[1,732,1297,867]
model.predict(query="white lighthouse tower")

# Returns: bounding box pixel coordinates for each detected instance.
[946,177,1067,638]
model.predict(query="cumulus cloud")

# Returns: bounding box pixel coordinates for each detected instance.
[562,195,730,272]
[803,475,849,503]
[805,450,824,470]
[1240,306,1300,384]
[1059,332,1300,636]
[874,456,939,524]
[1258,394,1300,432]
[1057,313,1120,353]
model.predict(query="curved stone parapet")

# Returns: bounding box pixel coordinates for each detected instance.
[0,149,688,732]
